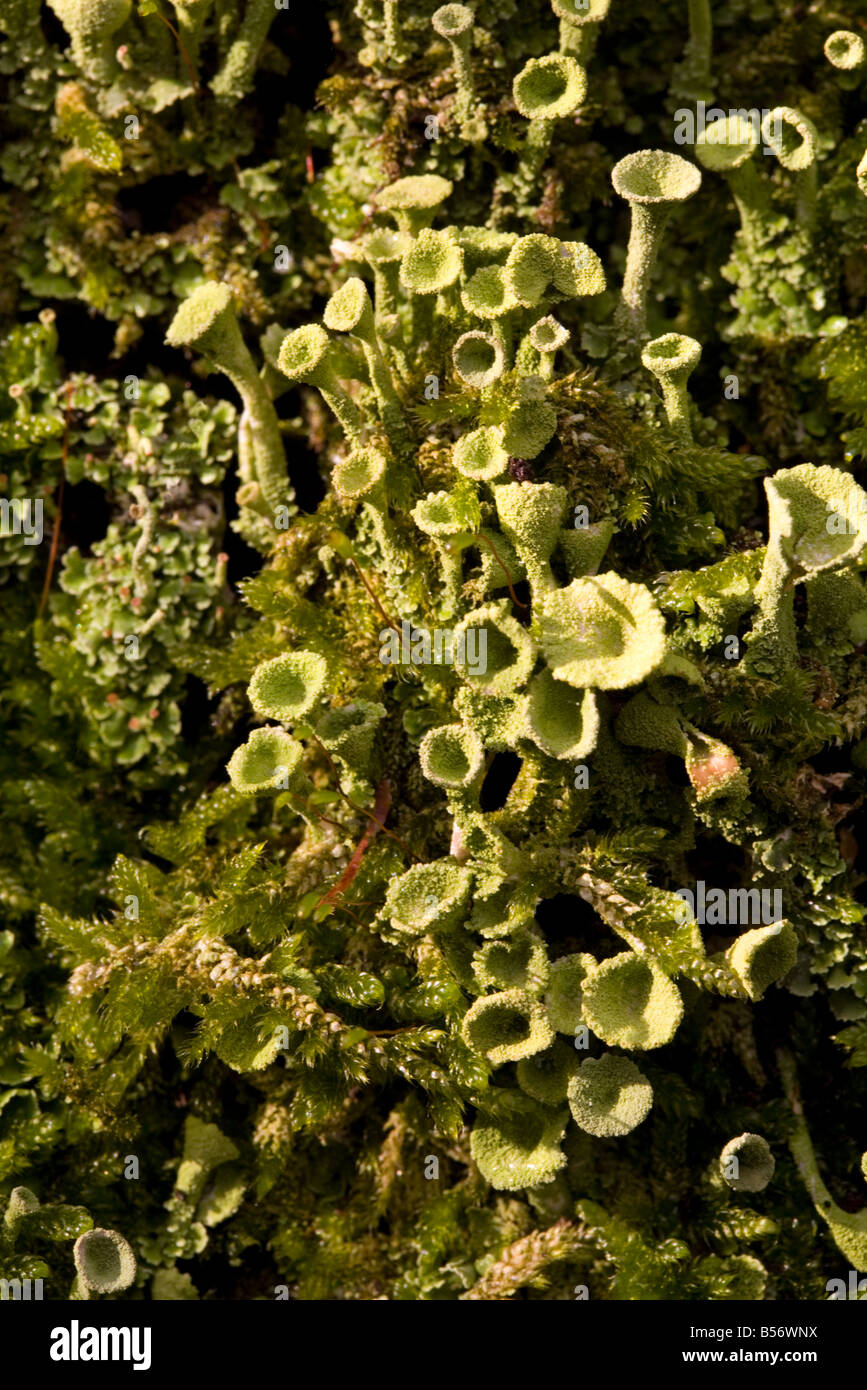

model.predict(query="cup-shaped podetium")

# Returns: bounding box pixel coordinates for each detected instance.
[461,265,519,321]
[611,150,702,341]
[167,282,290,513]
[695,113,766,246]
[469,1092,567,1190]
[825,30,866,70]
[452,330,505,388]
[719,1132,776,1192]
[332,446,388,501]
[247,651,328,724]
[494,480,568,578]
[419,722,485,789]
[724,921,797,1002]
[516,1037,579,1105]
[165,281,244,370]
[323,276,376,339]
[431,5,480,136]
[544,951,596,1034]
[462,987,555,1064]
[567,1053,654,1137]
[412,489,471,613]
[504,234,560,307]
[376,174,454,236]
[761,106,818,172]
[474,929,550,994]
[512,53,587,122]
[73,1228,137,1295]
[453,426,509,482]
[453,600,538,697]
[383,858,474,936]
[527,315,570,379]
[641,332,702,441]
[581,952,684,1049]
[521,671,599,761]
[277,323,362,442]
[749,463,867,675]
[399,228,464,296]
[316,700,385,773]
[695,112,759,175]
[550,0,610,61]
[535,571,667,689]
[226,727,304,795]
[48,0,131,81]
[761,106,818,226]
[500,398,559,460]
[771,463,867,576]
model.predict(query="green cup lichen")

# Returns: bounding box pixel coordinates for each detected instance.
[582,953,684,1050]
[462,988,555,1063]
[535,573,667,690]
[383,859,473,936]
[469,1093,567,1190]
[247,652,328,725]
[720,1133,776,1193]
[611,151,702,341]
[516,1038,579,1105]
[567,1053,654,1137]
[226,727,304,795]
[544,952,596,1035]
[419,722,485,789]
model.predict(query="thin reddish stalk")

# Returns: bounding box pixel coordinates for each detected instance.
[38,382,72,618]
